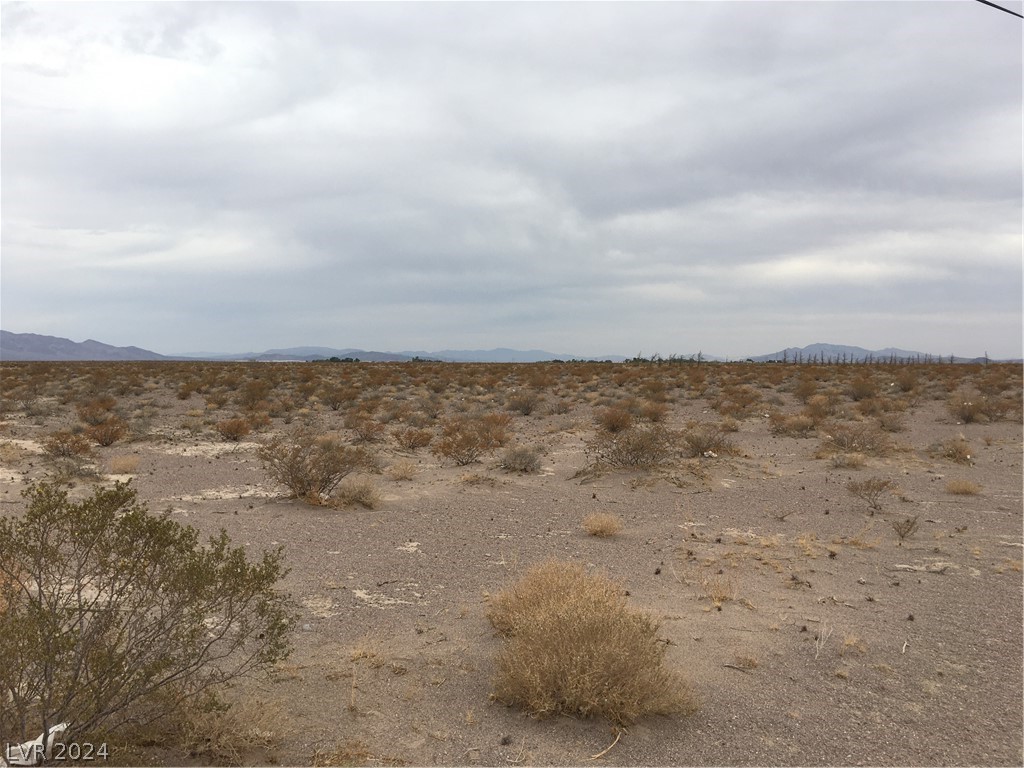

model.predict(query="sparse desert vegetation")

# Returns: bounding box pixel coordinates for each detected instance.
[0,359,1020,765]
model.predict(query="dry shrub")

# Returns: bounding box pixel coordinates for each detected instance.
[86,417,128,447]
[894,369,918,393]
[500,445,543,474]
[595,406,634,434]
[76,396,116,426]
[818,423,890,457]
[847,375,878,401]
[330,478,380,510]
[856,397,886,417]
[638,401,669,423]
[877,412,906,433]
[768,412,814,437]
[347,416,386,444]
[587,425,675,468]
[507,390,542,416]
[681,423,735,458]
[257,427,372,503]
[385,460,419,481]
[216,417,252,442]
[830,453,866,469]
[804,393,839,423]
[890,516,920,543]
[846,477,896,513]
[312,740,377,767]
[713,385,760,418]
[486,560,696,725]
[478,412,512,446]
[175,695,284,766]
[945,479,981,495]
[582,513,622,538]
[108,455,140,474]
[793,377,819,403]
[700,576,736,608]
[947,391,999,424]
[433,414,509,466]
[42,430,93,458]
[392,427,433,451]
[933,437,973,465]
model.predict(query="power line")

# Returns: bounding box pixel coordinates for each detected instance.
[974,0,1024,19]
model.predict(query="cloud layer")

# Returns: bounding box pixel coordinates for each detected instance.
[3,2,1021,358]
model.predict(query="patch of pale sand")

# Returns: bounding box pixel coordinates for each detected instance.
[395,541,422,553]
[159,439,259,458]
[302,595,340,618]
[106,473,135,483]
[352,584,422,609]
[176,484,277,502]
[0,467,24,484]
[1,438,45,454]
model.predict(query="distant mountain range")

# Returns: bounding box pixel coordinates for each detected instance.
[0,330,1016,364]
[0,331,172,362]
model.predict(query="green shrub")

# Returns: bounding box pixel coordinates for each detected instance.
[0,481,293,744]
[257,427,372,503]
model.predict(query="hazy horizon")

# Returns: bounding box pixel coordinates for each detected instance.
[2,2,1021,359]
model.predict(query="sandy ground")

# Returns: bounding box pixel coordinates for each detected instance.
[0,361,1021,766]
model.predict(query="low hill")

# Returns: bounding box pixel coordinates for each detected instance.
[0,331,170,362]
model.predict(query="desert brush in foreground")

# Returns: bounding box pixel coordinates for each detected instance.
[486,559,696,725]
[0,480,294,744]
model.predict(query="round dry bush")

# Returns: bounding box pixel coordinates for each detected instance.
[945,479,981,495]
[329,478,380,510]
[499,445,543,474]
[486,560,696,725]
[595,406,634,434]
[215,417,252,442]
[582,512,622,538]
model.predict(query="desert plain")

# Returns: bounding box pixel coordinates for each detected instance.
[0,359,1021,767]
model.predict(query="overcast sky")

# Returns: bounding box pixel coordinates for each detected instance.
[2,1,1021,359]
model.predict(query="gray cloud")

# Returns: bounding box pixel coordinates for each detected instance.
[2,1,1020,358]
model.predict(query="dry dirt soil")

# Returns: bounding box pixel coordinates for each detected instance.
[1,361,1021,767]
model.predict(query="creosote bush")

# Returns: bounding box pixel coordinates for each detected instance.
[86,417,128,447]
[432,414,510,466]
[486,560,696,725]
[257,427,372,504]
[586,425,675,469]
[0,481,293,745]
[42,429,93,458]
